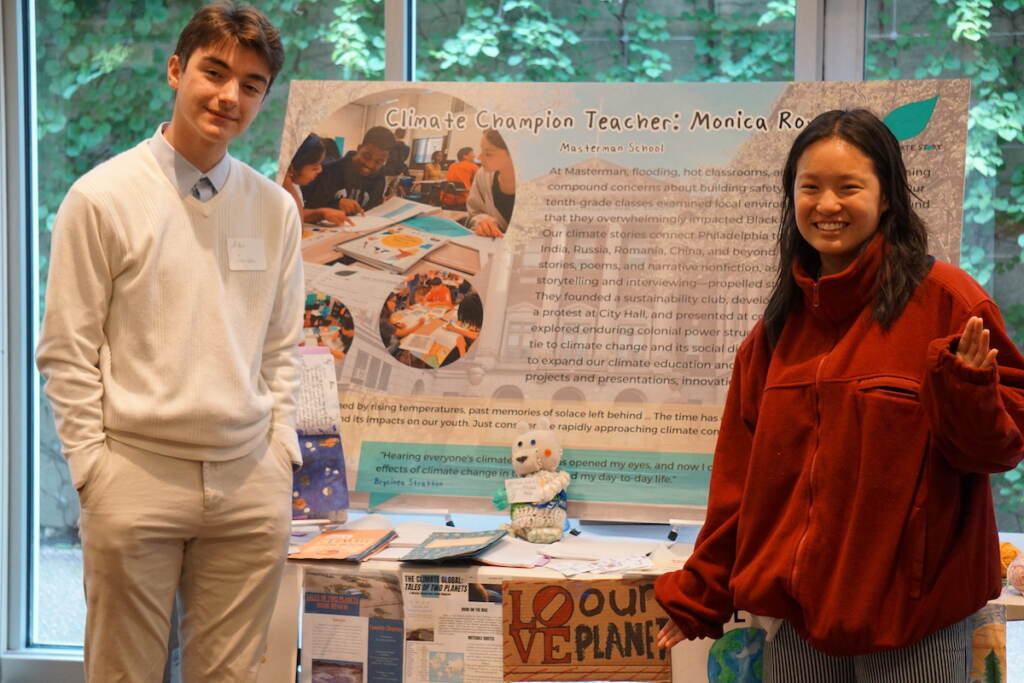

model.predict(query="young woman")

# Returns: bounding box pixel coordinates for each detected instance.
[423,150,446,181]
[281,133,352,226]
[467,129,515,238]
[654,109,1024,681]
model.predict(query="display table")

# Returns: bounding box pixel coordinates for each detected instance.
[257,561,1022,682]
[259,559,689,683]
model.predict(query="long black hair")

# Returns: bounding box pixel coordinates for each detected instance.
[762,108,930,347]
[289,133,325,173]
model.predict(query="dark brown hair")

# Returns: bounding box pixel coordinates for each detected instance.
[290,133,325,172]
[360,126,396,152]
[174,3,284,88]
[482,129,508,151]
[762,108,930,347]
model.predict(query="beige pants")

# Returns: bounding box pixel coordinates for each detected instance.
[77,437,293,683]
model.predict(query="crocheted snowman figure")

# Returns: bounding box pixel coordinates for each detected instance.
[493,418,571,544]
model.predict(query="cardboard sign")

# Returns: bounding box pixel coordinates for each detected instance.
[502,578,671,682]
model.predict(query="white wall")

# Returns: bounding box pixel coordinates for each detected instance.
[314,92,484,164]
[316,104,370,156]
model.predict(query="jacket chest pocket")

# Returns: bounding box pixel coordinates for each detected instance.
[854,376,924,442]
[856,375,921,401]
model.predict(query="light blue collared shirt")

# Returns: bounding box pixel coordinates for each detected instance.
[147,123,231,202]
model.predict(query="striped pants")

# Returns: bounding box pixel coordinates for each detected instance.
[763,619,971,682]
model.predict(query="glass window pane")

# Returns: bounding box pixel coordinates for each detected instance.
[865,0,1024,531]
[416,1,795,82]
[31,0,384,647]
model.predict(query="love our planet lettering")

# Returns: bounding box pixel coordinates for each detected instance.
[502,579,671,683]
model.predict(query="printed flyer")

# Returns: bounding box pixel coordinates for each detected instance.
[301,567,404,683]
[280,80,969,521]
[402,570,504,683]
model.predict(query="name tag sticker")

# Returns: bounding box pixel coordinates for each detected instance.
[228,238,266,271]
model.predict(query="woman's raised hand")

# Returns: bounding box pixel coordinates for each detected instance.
[957,316,998,369]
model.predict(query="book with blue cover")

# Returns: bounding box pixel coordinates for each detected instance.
[400,530,507,562]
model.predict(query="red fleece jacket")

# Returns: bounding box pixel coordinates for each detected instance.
[655,233,1024,656]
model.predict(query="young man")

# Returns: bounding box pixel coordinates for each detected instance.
[441,145,478,208]
[383,127,410,177]
[301,125,395,214]
[36,5,303,682]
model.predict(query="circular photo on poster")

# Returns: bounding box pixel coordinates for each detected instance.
[378,270,483,369]
[286,89,517,238]
[302,293,354,364]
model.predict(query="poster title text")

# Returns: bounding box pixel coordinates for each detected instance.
[384,107,811,135]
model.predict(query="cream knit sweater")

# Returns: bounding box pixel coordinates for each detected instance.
[37,141,304,489]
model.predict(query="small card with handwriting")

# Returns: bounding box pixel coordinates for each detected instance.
[505,477,544,504]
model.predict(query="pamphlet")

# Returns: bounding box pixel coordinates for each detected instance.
[474,536,545,569]
[546,554,653,577]
[401,530,507,562]
[290,529,396,561]
[301,567,404,683]
[402,569,503,683]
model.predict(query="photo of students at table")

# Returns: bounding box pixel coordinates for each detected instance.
[378,271,483,369]
[302,293,355,364]
[301,125,396,215]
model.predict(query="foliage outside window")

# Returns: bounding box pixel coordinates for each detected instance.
[415,0,795,82]
[866,0,1024,529]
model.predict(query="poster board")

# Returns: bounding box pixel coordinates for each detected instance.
[281,80,969,521]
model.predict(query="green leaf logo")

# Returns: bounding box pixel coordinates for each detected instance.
[883,96,939,141]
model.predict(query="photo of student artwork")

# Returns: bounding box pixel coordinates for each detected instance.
[303,293,355,364]
[378,271,483,369]
[311,660,363,683]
